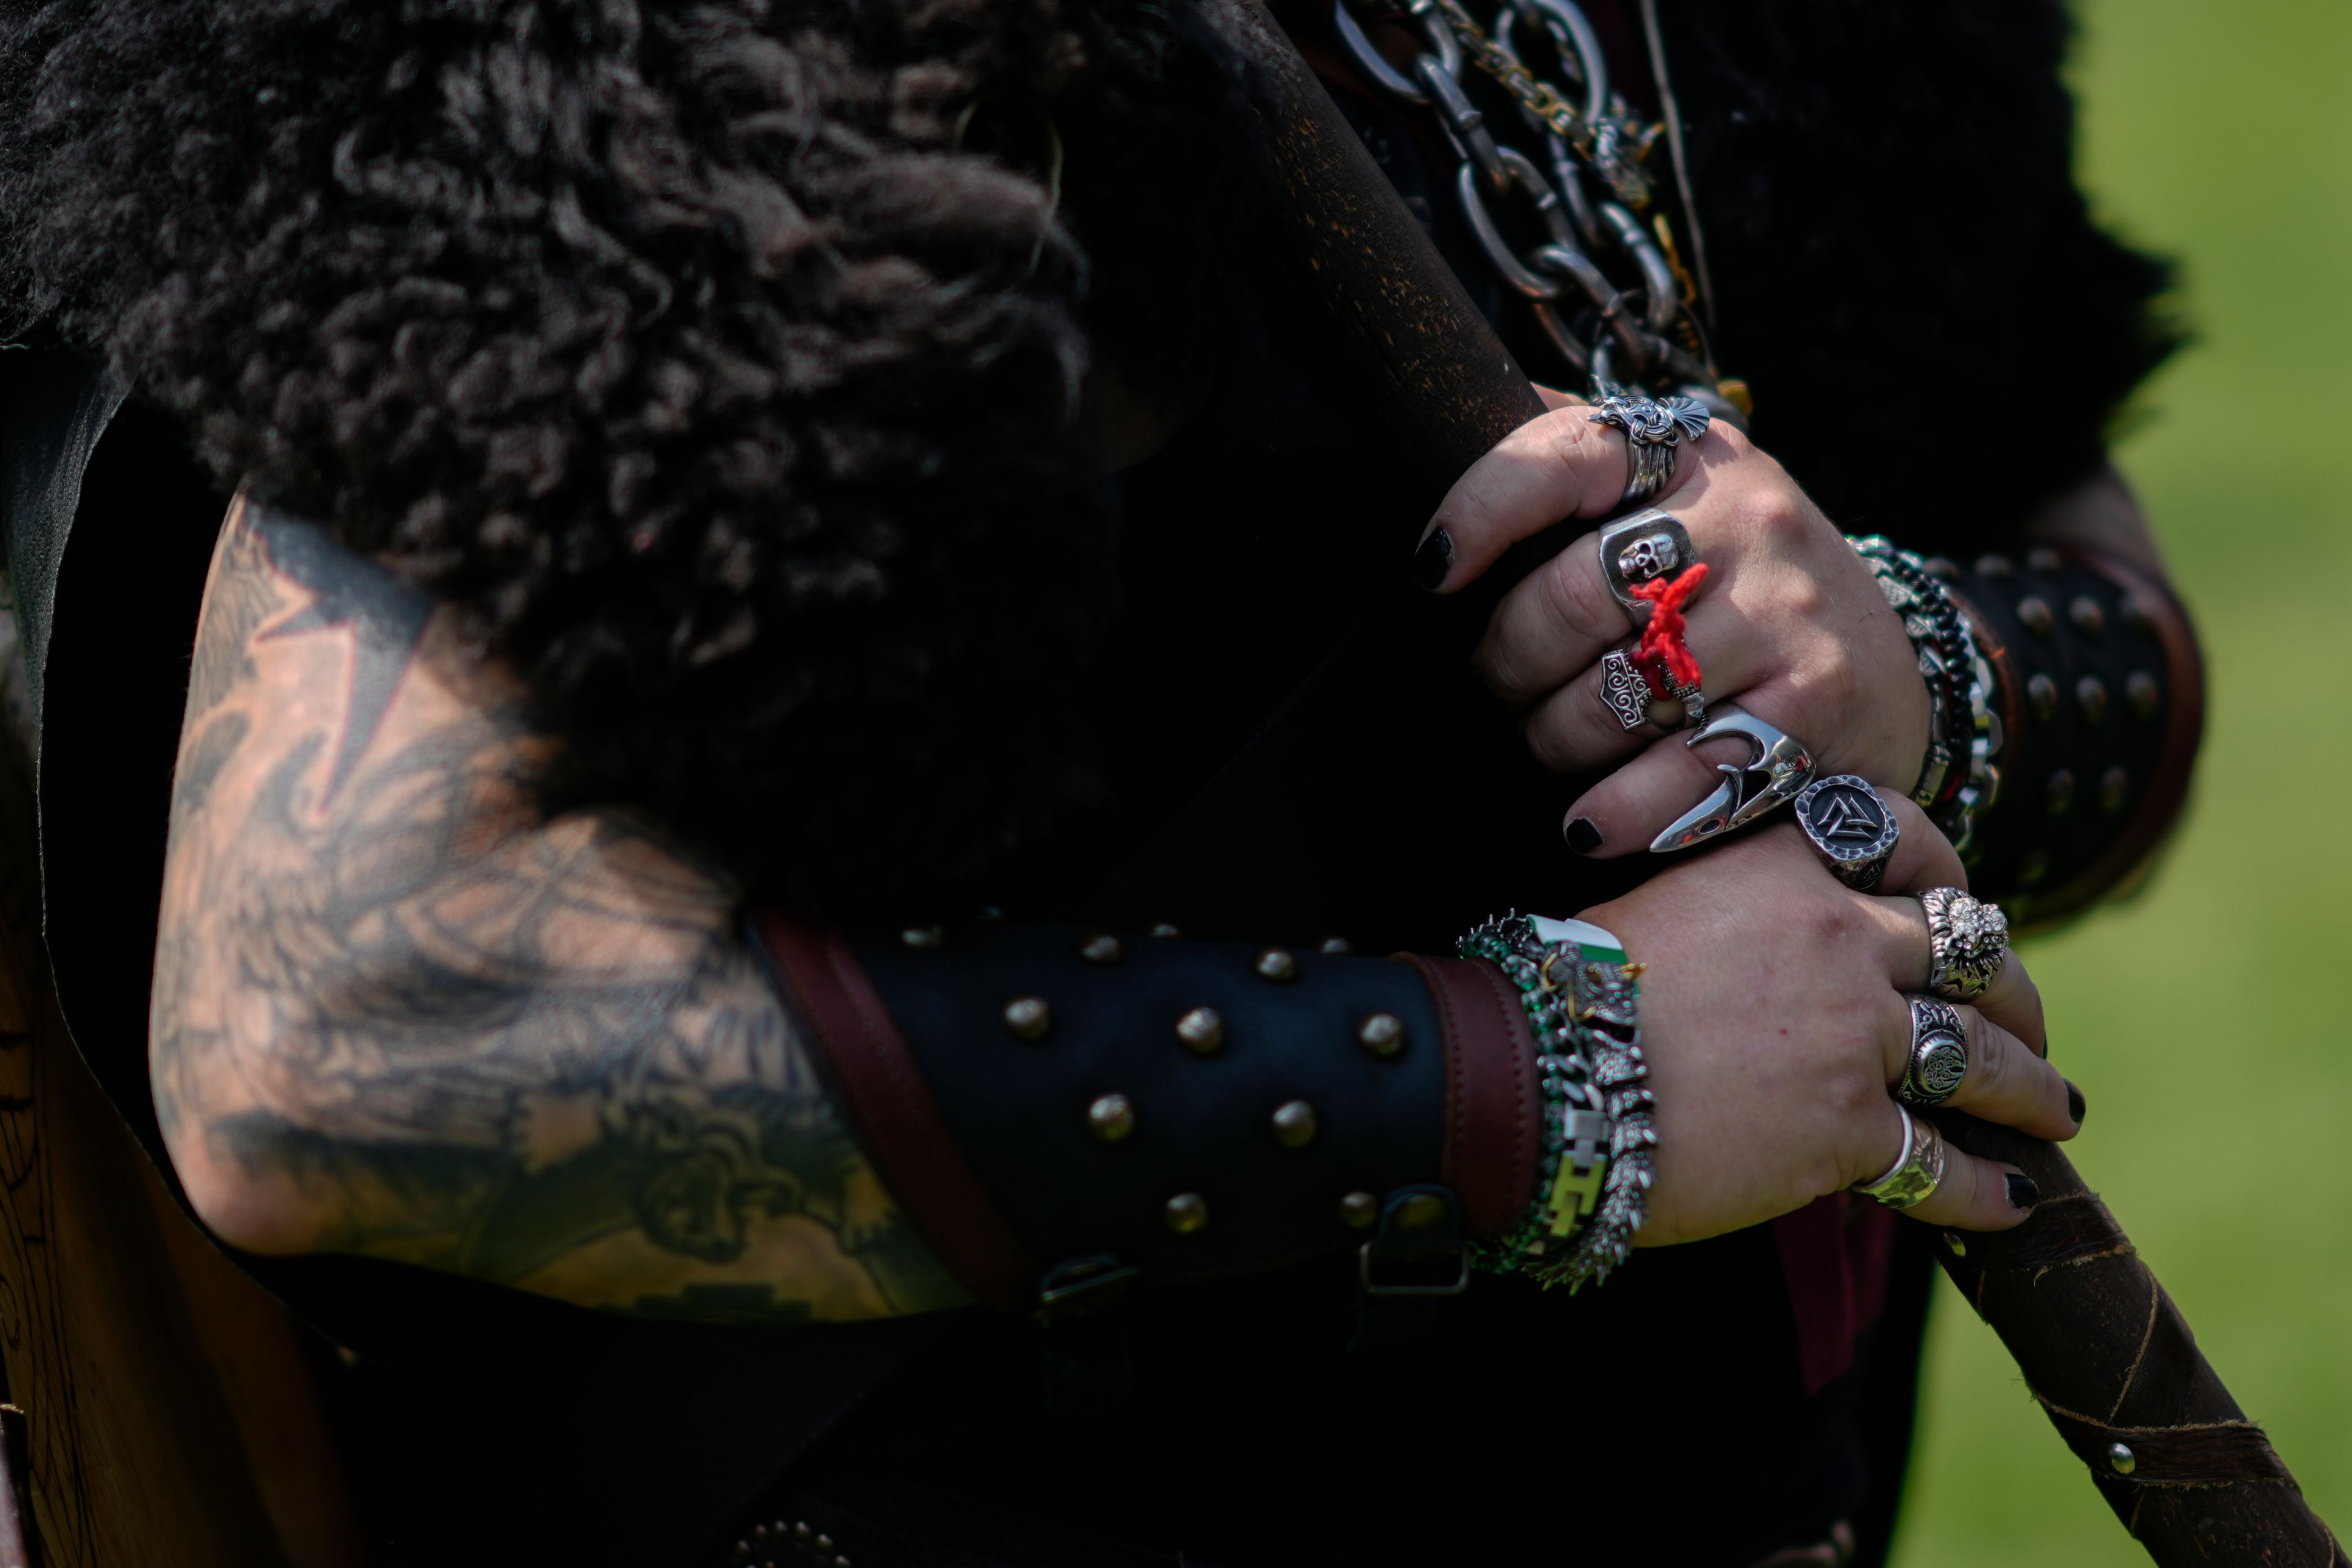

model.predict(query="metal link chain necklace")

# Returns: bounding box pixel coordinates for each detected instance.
[1333,0,1750,424]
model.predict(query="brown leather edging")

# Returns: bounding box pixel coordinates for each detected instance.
[750,913,1041,1311]
[1400,954,1539,1238]
[2038,1397,2296,1489]
[1976,1189,2137,1276]
[2032,546,2207,924]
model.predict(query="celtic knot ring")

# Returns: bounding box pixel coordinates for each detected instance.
[1599,649,1704,733]
[1588,389,1711,508]
[1919,887,2010,1001]
[1852,1105,1947,1212]
[1896,996,1970,1110]
[1794,774,1899,891]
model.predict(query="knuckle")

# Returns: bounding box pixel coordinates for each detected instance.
[1801,1154,1850,1202]
[1779,570,1834,624]
[1804,894,1868,951]
[1542,404,1613,471]
[1830,1062,1889,1125]
[1962,1017,2008,1096]
[1523,707,1580,772]
[1944,1157,1991,1220]
[1705,420,1758,466]
[1803,652,1863,729]
[1736,487,1810,549]
[1474,631,1534,703]
[1542,546,1621,641]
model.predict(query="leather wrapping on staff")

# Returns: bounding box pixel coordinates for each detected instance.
[2038,1404,2296,1490]
[1933,1111,2343,1563]
[805,922,1535,1302]
[1942,545,2203,925]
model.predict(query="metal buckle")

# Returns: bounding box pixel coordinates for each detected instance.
[1358,1242,1471,1297]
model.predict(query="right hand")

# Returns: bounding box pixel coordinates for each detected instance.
[1577,793,2081,1245]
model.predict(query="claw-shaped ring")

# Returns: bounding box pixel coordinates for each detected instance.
[1649,705,1817,853]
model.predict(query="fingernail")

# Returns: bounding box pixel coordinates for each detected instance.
[2065,1081,2086,1126]
[1410,527,1455,591]
[2005,1172,2041,1212]
[1564,816,1603,855]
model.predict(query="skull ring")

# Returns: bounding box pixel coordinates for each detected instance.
[1597,508,1703,630]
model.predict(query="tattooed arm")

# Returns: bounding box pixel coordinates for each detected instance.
[150,496,970,1322]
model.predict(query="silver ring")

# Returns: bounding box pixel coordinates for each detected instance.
[1651,704,1815,853]
[1920,887,2010,1001]
[1596,507,1703,630]
[1852,1104,1946,1211]
[1599,648,1705,733]
[1794,774,1899,891]
[1588,390,1711,508]
[1897,995,1970,1109]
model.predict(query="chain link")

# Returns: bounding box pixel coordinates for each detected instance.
[1333,0,1740,413]
[1425,0,1656,208]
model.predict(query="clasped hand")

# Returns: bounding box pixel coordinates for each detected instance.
[1425,394,2079,1236]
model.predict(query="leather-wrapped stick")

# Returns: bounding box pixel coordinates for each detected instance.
[1190,0,1548,514]
[1933,1112,2340,1564]
[1191,1,2342,1560]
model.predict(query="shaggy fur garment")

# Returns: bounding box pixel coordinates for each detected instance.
[0,0,1243,916]
[0,0,2171,915]
[1662,0,2177,546]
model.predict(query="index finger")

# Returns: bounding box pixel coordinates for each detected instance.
[1415,402,1640,592]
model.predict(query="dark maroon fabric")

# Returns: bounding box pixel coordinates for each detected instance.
[1774,1194,1901,1396]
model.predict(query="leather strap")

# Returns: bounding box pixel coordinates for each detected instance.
[750,913,1040,1310]
[2039,1400,2296,1489]
[1973,1189,2135,1276]
[1402,954,1539,1238]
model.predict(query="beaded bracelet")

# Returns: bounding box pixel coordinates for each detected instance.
[1849,536,1995,853]
[1458,913,1656,1291]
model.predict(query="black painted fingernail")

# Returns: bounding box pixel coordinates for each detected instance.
[1410,527,1455,591]
[2005,1172,2041,1212]
[1565,816,1603,855]
[2066,1082,2086,1126]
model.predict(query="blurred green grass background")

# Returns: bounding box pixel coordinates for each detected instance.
[1893,0,2352,1561]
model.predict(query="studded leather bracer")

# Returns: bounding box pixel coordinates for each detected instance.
[1937,545,2204,926]
[752,916,1540,1313]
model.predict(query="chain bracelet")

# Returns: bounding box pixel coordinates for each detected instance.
[1849,536,1996,853]
[1332,0,1736,409]
[1458,913,1655,1291]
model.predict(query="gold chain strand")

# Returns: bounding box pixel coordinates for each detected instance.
[1423,0,1660,207]
[1425,0,1588,141]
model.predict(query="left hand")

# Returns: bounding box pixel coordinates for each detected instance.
[1415,391,1932,856]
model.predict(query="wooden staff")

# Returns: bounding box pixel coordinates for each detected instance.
[1190,1,2342,1559]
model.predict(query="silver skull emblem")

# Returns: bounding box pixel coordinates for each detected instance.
[1616,532,1681,583]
